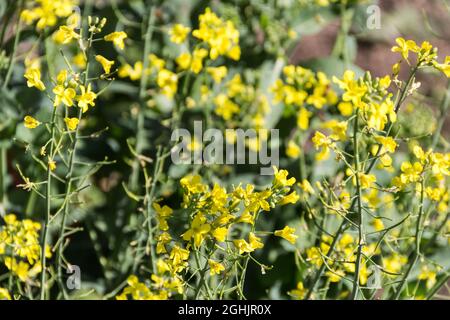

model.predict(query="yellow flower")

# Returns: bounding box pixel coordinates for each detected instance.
[73,52,86,69]
[208,260,225,276]
[312,131,334,161]
[104,31,128,50]
[297,107,312,130]
[273,166,296,188]
[192,8,240,60]
[418,265,437,289]
[274,226,298,244]
[356,173,377,189]
[211,227,228,242]
[0,288,11,300]
[53,85,76,107]
[156,232,171,254]
[48,159,57,171]
[77,84,97,113]
[375,136,397,154]
[24,68,46,91]
[249,232,264,250]
[289,282,306,300]
[190,48,208,74]
[383,254,408,275]
[95,55,115,74]
[53,25,80,44]
[338,101,354,116]
[323,120,348,141]
[279,191,300,206]
[371,218,385,231]
[169,24,190,44]
[207,66,227,83]
[24,116,41,129]
[213,94,240,120]
[64,117,79,131]
[118,61,143,81]
[153,203,173,231]
[157,69,178,98]
[233,240,251,255]
[182,214,211,247]
[326,269,345,283]
[333,70,367,106]
[306,247,323,267]
[286,140,301,159]
[391,37,419,61]
[175,52,192,70]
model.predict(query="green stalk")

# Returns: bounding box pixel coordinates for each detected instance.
[392,178,425,299]
[129,6,155,192]
[431,82,450,149]
[56,24,94,299]
[1,0,23,90]
[350,109,364,300]
[0,0,24,212]
[40,106,58,300]
[332,1,355,68]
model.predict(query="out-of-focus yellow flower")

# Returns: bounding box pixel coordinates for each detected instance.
[157,69,178,98]
[0,288,11,300]
[48,159,57,171]
[53,25,80,44]
[175,52,192,70]
[73,52,86,69]
[207,66,227,83]
[95,55,114,74]
[286,140,301,159]
[274,226,298,244]
[77,84,97,113]
[64,117,79,131]
[104,31,128,50]
[24,116,41,129]
[169,24,190,44]
[192,8,240,60]
[24,68,46,91]
[208,260,225,276]
[118,61,143,81]
[289,282,306,300]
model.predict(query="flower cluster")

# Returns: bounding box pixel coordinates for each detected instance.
[21,0,78,31]
[0,214,48,283]
[117,167,299,299]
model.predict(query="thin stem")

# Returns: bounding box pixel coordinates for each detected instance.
[56,24,94,298]
[392,178,425,299]
[129,5,155,192]
[350,109,364,300]
[1,0,23,90]
[431,81,450,149]
[40,106,58,300]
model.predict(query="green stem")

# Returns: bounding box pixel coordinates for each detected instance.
[350,109,364,300]
[431,81,450,149]
[0,147,7,213]
[332,2,355,68]
[56,23,94,298]
[40,106,58,300]
[129,6,155,192]
[392,178,425,299]
[1,0,23,90]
